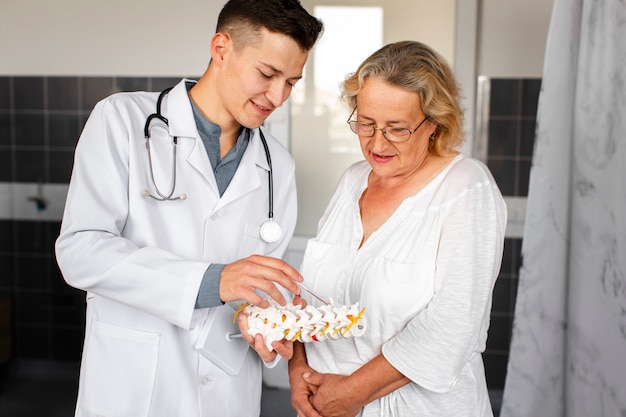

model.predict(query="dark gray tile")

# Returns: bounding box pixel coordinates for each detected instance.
[0,221,13,252]
[0,149,11,182]
[488,119,518,156]
[0,113,11,147]
[48,114,80,148]
[487,158,516,196]
[483,352,509,389]
[486,316,512,352]
[500,238,515,275]
[491,277,512,314]
[14,149,46,182]
[77,114,90,136]
[48,77,79,111]
[511,238,522,274]
[14,325,51,358]
[14,77,45,111]
[115,77,148,92]
[81,77,114,110]
[49,256,72,293]
[0,364,79,417]
[50,328,84,361]
[151,77,181,92]
[520,119,536,157]
[0,255,15,288]
[50,293,85,328]
[46,222,62,253]
[14,221,50,253]
[0,77,9,110]
[518,160,531,196]
[13,293,50,326]
[489,79,520,117]
[15,256,48,290]
[14,114,45,147]
[49,149,75,184]
[510,276,520,313]
[522,79,542,117]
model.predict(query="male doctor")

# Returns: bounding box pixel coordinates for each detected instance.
[55,1,323,416]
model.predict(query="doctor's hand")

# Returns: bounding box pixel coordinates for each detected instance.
[237,312,294,361]
[220,254,303,308]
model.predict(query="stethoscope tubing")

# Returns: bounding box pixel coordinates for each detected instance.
[258,129,274,221]
[142,87,281,242]
[144,87,185,201]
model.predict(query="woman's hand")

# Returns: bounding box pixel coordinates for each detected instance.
[289,343,323,417]
[305,354,411,416]
[304,372,364,417]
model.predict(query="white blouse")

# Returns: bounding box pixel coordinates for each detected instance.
[300,154,507,416]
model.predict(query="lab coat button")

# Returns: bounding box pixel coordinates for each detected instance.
[211,213,219,220]
[200,375,211,385]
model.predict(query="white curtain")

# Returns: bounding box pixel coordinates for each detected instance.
[500,1,626,416]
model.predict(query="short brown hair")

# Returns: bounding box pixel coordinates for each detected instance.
[217,0,323,52]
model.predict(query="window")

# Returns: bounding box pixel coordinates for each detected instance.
[290,1,455,236]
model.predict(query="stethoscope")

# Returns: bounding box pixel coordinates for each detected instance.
[143,88,282,243]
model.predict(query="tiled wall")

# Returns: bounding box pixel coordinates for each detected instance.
[483,78,540,388]
[486,78,540,197]
[0,76,180,361]
[0,76,540,390]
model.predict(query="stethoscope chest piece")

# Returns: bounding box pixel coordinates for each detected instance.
[259,220,282,243]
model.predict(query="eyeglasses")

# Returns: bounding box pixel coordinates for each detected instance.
[346,107,428,143]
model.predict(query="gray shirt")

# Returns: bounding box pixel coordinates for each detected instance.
[188,84,250,308]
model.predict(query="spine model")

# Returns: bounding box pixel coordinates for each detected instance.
[239,299,366,351]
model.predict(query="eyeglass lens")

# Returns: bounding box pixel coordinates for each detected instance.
[349,122,412,142]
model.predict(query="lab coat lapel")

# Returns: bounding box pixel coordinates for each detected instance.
[163,81,267,207]
[164,80,219,193]
[215,129,267,211]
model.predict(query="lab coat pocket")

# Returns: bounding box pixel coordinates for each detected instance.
[79,320,160,417]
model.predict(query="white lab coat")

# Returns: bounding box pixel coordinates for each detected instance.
[55,79,297,417]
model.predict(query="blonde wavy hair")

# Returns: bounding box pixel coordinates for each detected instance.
[342,41,465,156]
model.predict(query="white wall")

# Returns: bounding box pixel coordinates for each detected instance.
[0,0,554,93]
[479,0,554,77]
[0,0,225,76]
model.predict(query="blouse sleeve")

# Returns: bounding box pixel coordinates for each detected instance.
[382,161,507,393]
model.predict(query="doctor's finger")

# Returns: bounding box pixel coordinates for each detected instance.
[246,279,288,306]
[248,255,303,283]
[228,255,302,289]
[220,257,286,304]
[253,259,303,297]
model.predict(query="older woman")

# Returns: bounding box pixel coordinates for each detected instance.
[289,41,507,417]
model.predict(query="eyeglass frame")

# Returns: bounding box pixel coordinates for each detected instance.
[346,107,429,143]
